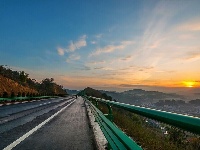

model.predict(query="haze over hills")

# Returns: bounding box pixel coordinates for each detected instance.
[65,87,186,105]
[98,85,200,100]
[1,1,200,102]
[66,84,200,101]
[81,87,200,117]
[64,89,79,95]
[99,89,184,105]
[1,64,199,105]
[133,86,200,100]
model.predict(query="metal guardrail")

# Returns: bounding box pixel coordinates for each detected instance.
[0,96,58,102]
[85,98,142,150]
[87,96,200,135]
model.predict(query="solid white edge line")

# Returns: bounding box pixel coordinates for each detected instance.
[3,99,76,150]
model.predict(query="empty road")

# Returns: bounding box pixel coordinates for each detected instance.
[0,97,95,150]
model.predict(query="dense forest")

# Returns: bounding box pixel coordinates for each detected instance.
[0,65,67,97]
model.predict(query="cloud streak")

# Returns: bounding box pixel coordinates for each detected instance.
[56,1,200,90]
[95,34,103,38]
[184,50,200,61]
[57,35,87,56]
[57,47,65,56]
[89,41,134,57]
[66,35,87,52]
[120,55,132,61]
[66,54,81,63]
[178,18,200,31]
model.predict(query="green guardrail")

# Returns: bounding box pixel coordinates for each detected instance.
[87,96,200,135]
[0,96,58,102]
[86,98,142,150]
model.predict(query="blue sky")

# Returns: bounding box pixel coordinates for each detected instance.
[1,0,200,91]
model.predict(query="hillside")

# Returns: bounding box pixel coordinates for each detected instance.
[0,75,38,97]
[0,65,67,97]
[65,89,79,95]
[100,89,184,105]
[82,87,112,100]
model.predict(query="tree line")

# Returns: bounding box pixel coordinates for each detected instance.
[0,65,67,97]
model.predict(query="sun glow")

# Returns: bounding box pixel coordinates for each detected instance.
[183,81,196,88]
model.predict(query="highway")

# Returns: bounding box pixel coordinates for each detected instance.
[0,97,95,150]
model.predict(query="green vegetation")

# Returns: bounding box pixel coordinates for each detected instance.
[82,87,112,100]
[98,103,200,150]
[85,87,200,150]
[0,65,67,97]
[19,71,29,83]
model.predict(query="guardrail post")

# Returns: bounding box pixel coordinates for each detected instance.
[95,100,99,108]
[107,143,112,150]
[104,104,113,122]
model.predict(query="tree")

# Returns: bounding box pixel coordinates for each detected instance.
[17,92,21,97]
[3,92,8,98]
[102,93,112,101]
[19,71,29,83]
[30,93,33,97]
[22,92,26,97]
[11,92,15,97]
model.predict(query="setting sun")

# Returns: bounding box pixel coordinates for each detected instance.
[183,81,196,88]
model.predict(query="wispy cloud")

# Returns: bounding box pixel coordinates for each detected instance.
[94,67,105,70]
[87,60,105,65]
[177,18,200,31]
[66,35,87,52]
[91,41,97,44]
[57,35,87,56]
[57,1,200,90]
[95,34,103,38]
[184,50,200,61]
[57,47,65,56]
[66,54,81,63]
[120,55,132,61]
[89,41,134,57]
[81,66,91,70]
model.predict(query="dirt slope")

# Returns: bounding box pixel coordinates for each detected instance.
[0,75,38,97]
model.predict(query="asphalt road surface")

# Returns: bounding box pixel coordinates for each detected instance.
[0,97,95,150]
[0,97,65,118]
[0,97,73,134]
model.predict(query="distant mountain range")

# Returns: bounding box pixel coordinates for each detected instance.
[66,87,186,105]
[99,89,185,105]
[64,89,79,95]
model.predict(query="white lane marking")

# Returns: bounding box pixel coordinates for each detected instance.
[3,99,76,150]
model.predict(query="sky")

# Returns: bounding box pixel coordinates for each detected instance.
[1,0,200,92]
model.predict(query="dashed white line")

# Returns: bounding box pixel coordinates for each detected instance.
[3,99,76,150]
